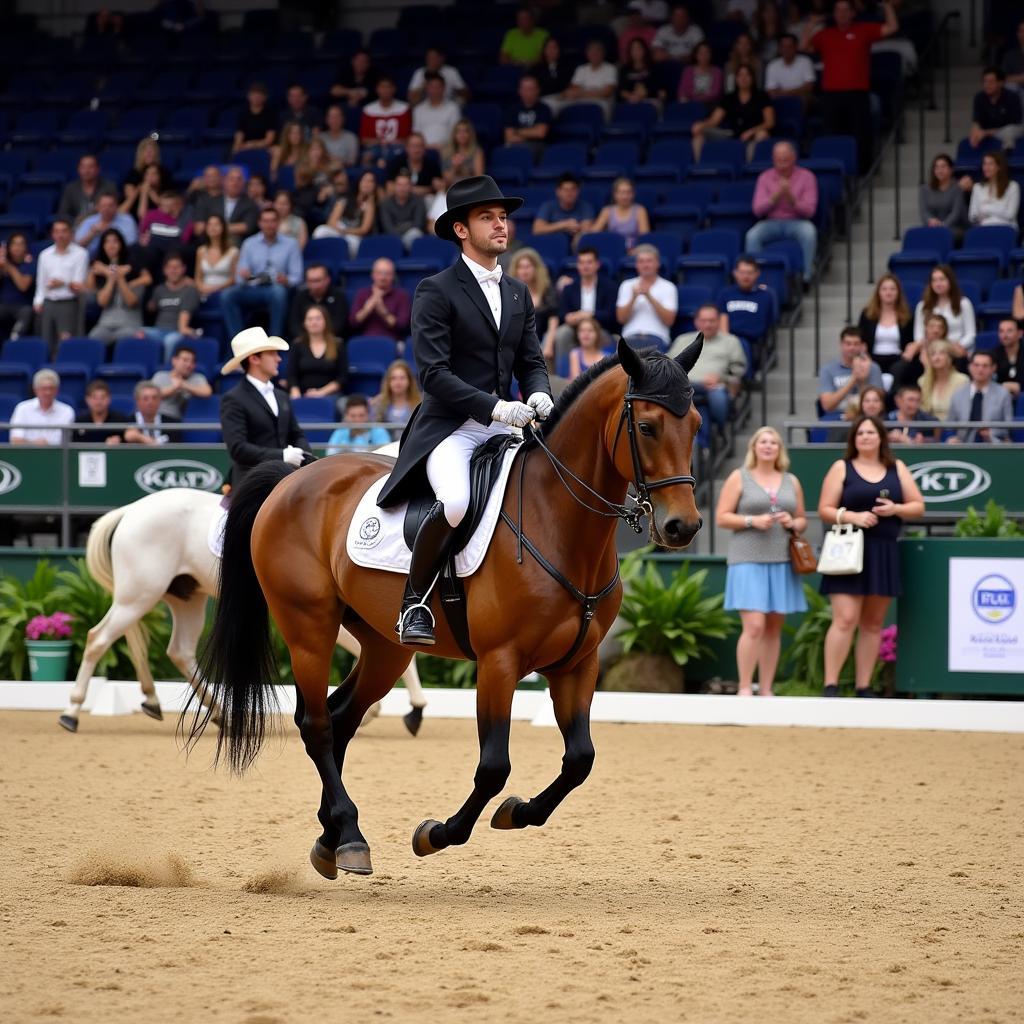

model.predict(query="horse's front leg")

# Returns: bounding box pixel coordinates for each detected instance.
[412,648,518,857]
[491,650,598,831]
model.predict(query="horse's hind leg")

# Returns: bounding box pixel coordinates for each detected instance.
[164,595,218,713]
[491,651,598,832]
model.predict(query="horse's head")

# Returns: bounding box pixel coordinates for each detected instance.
[612,336,704,548]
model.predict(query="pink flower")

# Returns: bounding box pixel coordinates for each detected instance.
[878,624,898,664]
[25,612,74,641]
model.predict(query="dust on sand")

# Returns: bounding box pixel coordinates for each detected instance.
[0,710,1021,1023]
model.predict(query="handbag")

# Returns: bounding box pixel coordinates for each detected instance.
[788,530,818,575]
[816,524,864,576]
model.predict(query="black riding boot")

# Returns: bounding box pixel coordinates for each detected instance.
[398,501,457,646]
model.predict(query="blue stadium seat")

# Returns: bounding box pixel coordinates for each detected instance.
[352,236,404,264]
[707,181,756,237]
[888,251,940,287]
[810,135,858,177]
[573,232,627,275]
[652,101,705,140]
[753,254,791,308]
[621,231,683,275]
[5,192,56,235]
[954,135,1002,175]
[108,106,166,142]
[170,336,220,370]
[974,331,998,352]
[552,104,605,146]
[95,364,147,395]
[603,103,658,143]
[948,252,999,299]
[771,97,804,140]
[11,109,60,145]
[463,103,503,149]
[962,225,1017,268]
[58,109,110,146]
[407,235,457,268]
[0,392,21,439]
[55,338,105,375]
[2,337,48,371]
[162,107,211,145]
[291,397,337,442]
[978,278,1022,328]
[182,394,223,442]
[674,284,714,332]
[585,142,640,180]
[532,143,588,182]
[0,364,32,397]
[530,234,571,275]
[233,149,272,181]
[112,338,161,377]
[489,145,534,186]
[677,229,742,291]
[346,335,398,396]
[301,237,349,278]
[901,225,953,259]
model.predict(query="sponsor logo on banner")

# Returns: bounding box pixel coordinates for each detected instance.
[135,460,224,493]
[0,460,22,496]
[354,516,383,549]
[949,557,1024,673]
[972,574,1016,625]
[909,461,991,503]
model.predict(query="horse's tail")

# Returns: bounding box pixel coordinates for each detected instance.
[187,462,296,772]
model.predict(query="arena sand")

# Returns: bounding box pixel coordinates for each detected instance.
[1,710,1021,1024]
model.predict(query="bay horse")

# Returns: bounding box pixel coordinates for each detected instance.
[190,337,703,879]
[60,487,427,733]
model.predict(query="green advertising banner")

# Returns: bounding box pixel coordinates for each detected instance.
[789,445,1024,514]
[0,448,64,507]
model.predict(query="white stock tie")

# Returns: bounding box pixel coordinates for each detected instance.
[260,382,279,416]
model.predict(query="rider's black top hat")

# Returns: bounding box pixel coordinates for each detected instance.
[433,175,524,243]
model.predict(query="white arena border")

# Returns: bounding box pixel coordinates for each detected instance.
[1,680,1023,733]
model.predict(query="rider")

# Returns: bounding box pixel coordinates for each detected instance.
[377,175,554,645]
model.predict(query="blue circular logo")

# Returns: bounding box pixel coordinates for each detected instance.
[971,574,1016,624]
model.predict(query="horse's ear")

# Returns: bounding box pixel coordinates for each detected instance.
[617,337,644,382]
[675,332,704,373]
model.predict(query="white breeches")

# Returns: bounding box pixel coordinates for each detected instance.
[426,417,515,527]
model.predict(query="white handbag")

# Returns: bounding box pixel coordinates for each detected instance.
[816,524,864,575]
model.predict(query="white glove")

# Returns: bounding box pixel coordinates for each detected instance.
[491,399,535,428]
[282,445,305,467]
[526,392,554,421]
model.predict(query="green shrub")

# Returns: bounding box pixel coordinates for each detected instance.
[954,501,1023,538]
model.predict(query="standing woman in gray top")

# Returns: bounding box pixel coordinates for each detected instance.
[918,154,967,241]
[715,426,808,696]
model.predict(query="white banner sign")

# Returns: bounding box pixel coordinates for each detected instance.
[948,557,1024,674]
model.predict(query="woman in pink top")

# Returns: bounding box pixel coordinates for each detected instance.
[678,42,724,107]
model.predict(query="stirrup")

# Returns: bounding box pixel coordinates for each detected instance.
[398,600,437,645]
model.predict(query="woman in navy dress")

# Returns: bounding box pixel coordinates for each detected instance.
[817,415,924,697]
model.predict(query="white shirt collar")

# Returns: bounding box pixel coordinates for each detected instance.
[461,253,502,284]
[246,373,275,393]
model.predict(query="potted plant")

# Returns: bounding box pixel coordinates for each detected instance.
[25,612,75,682]
[877,625,897,696]
[954,501,1023,538]
[602,552,737,693]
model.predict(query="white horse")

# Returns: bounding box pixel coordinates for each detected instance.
[58,488,427,734]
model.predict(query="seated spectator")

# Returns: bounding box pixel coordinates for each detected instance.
[1001,19,1024,92]
[616,243,678,347]
[818,326,884,414]
[554,244,617,362]
[763,32,815,105]
[331,49,379,108]
[9,369,75,446]
[360,76,412,169]
[858,273,914,373]
[919,153,968,240]
[895,312,950,389]
[619,39,658,105]
[504,74,553,159]
[119,164,163,225]
[966,151,1021,229]
[123,380,178,445]
[442,119,485,186]
[668,302,748,431]
[293,138,340,220]
[282,83,321,138]
[378,172,427,251]
[413,71,463,149]
[313,169,379,257]
[33,218,88,353]
[76,193,138,256]
[0,232,35,339]
[187,163,222,216]
[947,350,1014,443]
[286,304,347,401]
[919,338,969,420]
[73,379,129,444]
[87,229,151,346]
[139,252,201,359]
[565,315,610,381]
[994,317,1023,399]
[272,191,308,250]
[370,359,421,433]
[510,247,559,359]
[151,344,212,419]
[886,383,939,444]
[407,45,468,105]
[591,177,650,252]
[271,120,308,180]
[222,208,302,342]
[718,256,774,340]
[233,81,279,154]
[192,166,259,243]
[326,393,393,453]
[247,173,270,210]
[692,63,774,158]
[58,154,116,226]
[385,133,444,196]
[349,258,410,341]
[678,42,724,106]
[321,104,360,167]
[533,37,574,112]
[753,3,782,62]
[724,32,763,91]
[288,263,349,340]
[195,214,239,304]
[652,4,706,63]
[565,39,618,119]
[121,138,173,214]
[845,383,887,422]
[744,141,817,282]
[533,173,595,243]
[970,67,1024,151]
[912,264,976,362]
[500,7,550,67]
[138,191,194,267]
[618,4,657,64]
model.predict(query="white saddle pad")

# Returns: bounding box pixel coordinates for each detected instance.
[346,444,519,577]
[208,505,228,560]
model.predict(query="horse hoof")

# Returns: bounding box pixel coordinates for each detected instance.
[58,714,79,734]
[412,819,444,857]
[337,842,373,876]
[403,706,424,737]
[309,840,338,880]
[490,796,528,830]
[140,700,163,721]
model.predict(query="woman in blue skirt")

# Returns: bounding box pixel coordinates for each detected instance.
[716,427,808,696]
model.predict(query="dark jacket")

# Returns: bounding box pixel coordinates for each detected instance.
[220,378,311,488]
[287,285,350,339]
[191,193,260,238]
[557,276,618,333]
[857,311,915,359]
[377,258,550,508]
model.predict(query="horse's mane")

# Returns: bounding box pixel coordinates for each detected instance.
[537,353,622,439]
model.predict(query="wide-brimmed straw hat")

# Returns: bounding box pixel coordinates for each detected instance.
[433,174,523,243]
[221,326,289,375]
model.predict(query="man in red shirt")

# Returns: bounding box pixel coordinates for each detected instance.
[359,76,412,169]
[803,0,899,174]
